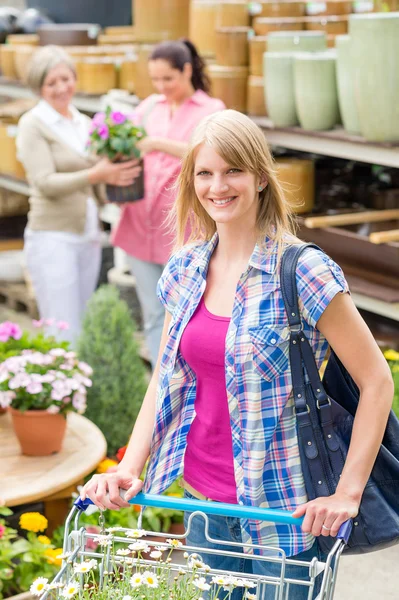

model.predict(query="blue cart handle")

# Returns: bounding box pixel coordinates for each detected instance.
[74,492,352,544]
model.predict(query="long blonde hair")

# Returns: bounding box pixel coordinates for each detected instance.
[171,110,296,252]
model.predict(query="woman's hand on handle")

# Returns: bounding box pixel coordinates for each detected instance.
[89,158,141,187]
[80,469,143,511]
[292,491,359,538]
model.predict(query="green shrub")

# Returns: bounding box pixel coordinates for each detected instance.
[78,285,148,455]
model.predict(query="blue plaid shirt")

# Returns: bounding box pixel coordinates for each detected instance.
[143,234,348,556]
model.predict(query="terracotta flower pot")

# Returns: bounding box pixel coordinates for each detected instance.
[0,407,8,415]
[10,408,67,456]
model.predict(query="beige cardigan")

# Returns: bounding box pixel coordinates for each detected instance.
[17,110,106,234]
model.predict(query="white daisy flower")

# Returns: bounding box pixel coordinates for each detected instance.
[246,593,257,600]
[149,550,163,560]
[73,559,97,573]
[193,577,211,591]
[92,534,113,547]
[106,526,124,533]
[130,573,143,588]
[116,548,131,556]
[212,575,230,586]
[62,581,80,598]
[126,529,146,538]
[142,571,159,588]
[128,541,150,553]
[166,538,183,548]
[30,578,48,596]
[242,579,257,589]
[188,557,207,569]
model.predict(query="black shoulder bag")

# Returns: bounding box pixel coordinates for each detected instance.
[281,243,399,554]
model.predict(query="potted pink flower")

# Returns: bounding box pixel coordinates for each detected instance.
[0,321,93,456]
[88,106,146,204]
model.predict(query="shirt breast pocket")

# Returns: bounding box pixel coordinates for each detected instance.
[249,324,291,382]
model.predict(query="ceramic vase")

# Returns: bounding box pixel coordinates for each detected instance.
[264,52,298,126]
[335,35,361,134]
[294,50,340,130]
[267,30,327,52]
[349,12,399,142]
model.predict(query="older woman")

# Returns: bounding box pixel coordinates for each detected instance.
[17,45,139,346]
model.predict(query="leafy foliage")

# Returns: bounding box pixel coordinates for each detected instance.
[78,285,148,455]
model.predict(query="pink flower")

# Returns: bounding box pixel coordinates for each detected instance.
[32,319,44,328]
[97,124,109,140]
[0,391,15,408]
[110,111,126,125]
[47,405,60,414]
[57,321,69,331]
[78,362,93,377]
[0,524,5,538]
[49,348,66,357]
[72,392,87,414]
[62,397,71,404]
[26,381,43,394]
[45,318,55,326]
[0,321,22,342]
[9,373,31,389]
[92,112,105,126]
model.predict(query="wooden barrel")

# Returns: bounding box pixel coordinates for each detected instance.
[98,34,137,45]
[247,75,267,116]
[14,45,37,81]
[276,157,315,214]
[6,34,39,46]
[134,0,189,42]
[118,58,138,93]
[0,123,25,179]
[189,0,218,57]
[305,16,349,34]
[254,1,306,18]
[0,45,17,79]
[253,17,306,35]
[306,1,353,15]
[135,44,156,99]
[208,65,248,112]
[215,27,250,67]
[79,58,117,94]
[104,26,136,35]
[249,36,268,76]
[216,1,250,27]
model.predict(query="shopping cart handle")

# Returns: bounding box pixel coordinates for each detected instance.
[74,493,353,542]
[75,492,304,526]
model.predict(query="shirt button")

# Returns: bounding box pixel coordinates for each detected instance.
[270,338,277,344]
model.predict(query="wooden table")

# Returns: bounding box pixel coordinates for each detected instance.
[0,411,107,532]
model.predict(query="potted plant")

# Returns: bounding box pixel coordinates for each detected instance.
[0,320,93,456]
[0,507,61,600]
[88,106,146,204]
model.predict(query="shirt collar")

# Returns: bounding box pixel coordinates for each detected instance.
[34,99,81,126]
[187,232,279,275]
[158,89,207,107]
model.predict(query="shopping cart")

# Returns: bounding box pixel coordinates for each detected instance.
[38,492,352,600]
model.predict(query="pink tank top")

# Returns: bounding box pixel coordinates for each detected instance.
[180,297,237,503]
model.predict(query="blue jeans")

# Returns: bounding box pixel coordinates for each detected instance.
[184,490,328,600]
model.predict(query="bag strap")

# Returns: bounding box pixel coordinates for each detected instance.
[280,244,345,494]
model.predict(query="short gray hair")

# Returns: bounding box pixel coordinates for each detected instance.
[26,45,76,94]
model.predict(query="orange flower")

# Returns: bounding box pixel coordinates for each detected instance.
[96,458,118,474]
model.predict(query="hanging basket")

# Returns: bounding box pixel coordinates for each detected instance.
[106,159,145,204]
[10,408,67,456]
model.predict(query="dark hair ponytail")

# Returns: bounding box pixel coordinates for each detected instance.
[150,38,211,94]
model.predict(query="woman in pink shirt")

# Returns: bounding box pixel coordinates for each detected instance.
[112,39,225,366]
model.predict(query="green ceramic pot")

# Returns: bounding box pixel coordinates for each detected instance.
[264,52,298,127]
[267,30,327,52]
[349,12,399,142]
[335,35,361,135]
[294,50,340,130]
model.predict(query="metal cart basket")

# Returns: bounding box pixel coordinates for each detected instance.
[38,493,352,600]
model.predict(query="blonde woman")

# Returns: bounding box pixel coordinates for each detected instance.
[17,46,139,346]
[82,111,393,599]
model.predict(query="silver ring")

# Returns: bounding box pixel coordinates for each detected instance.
[322,525,331,531]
